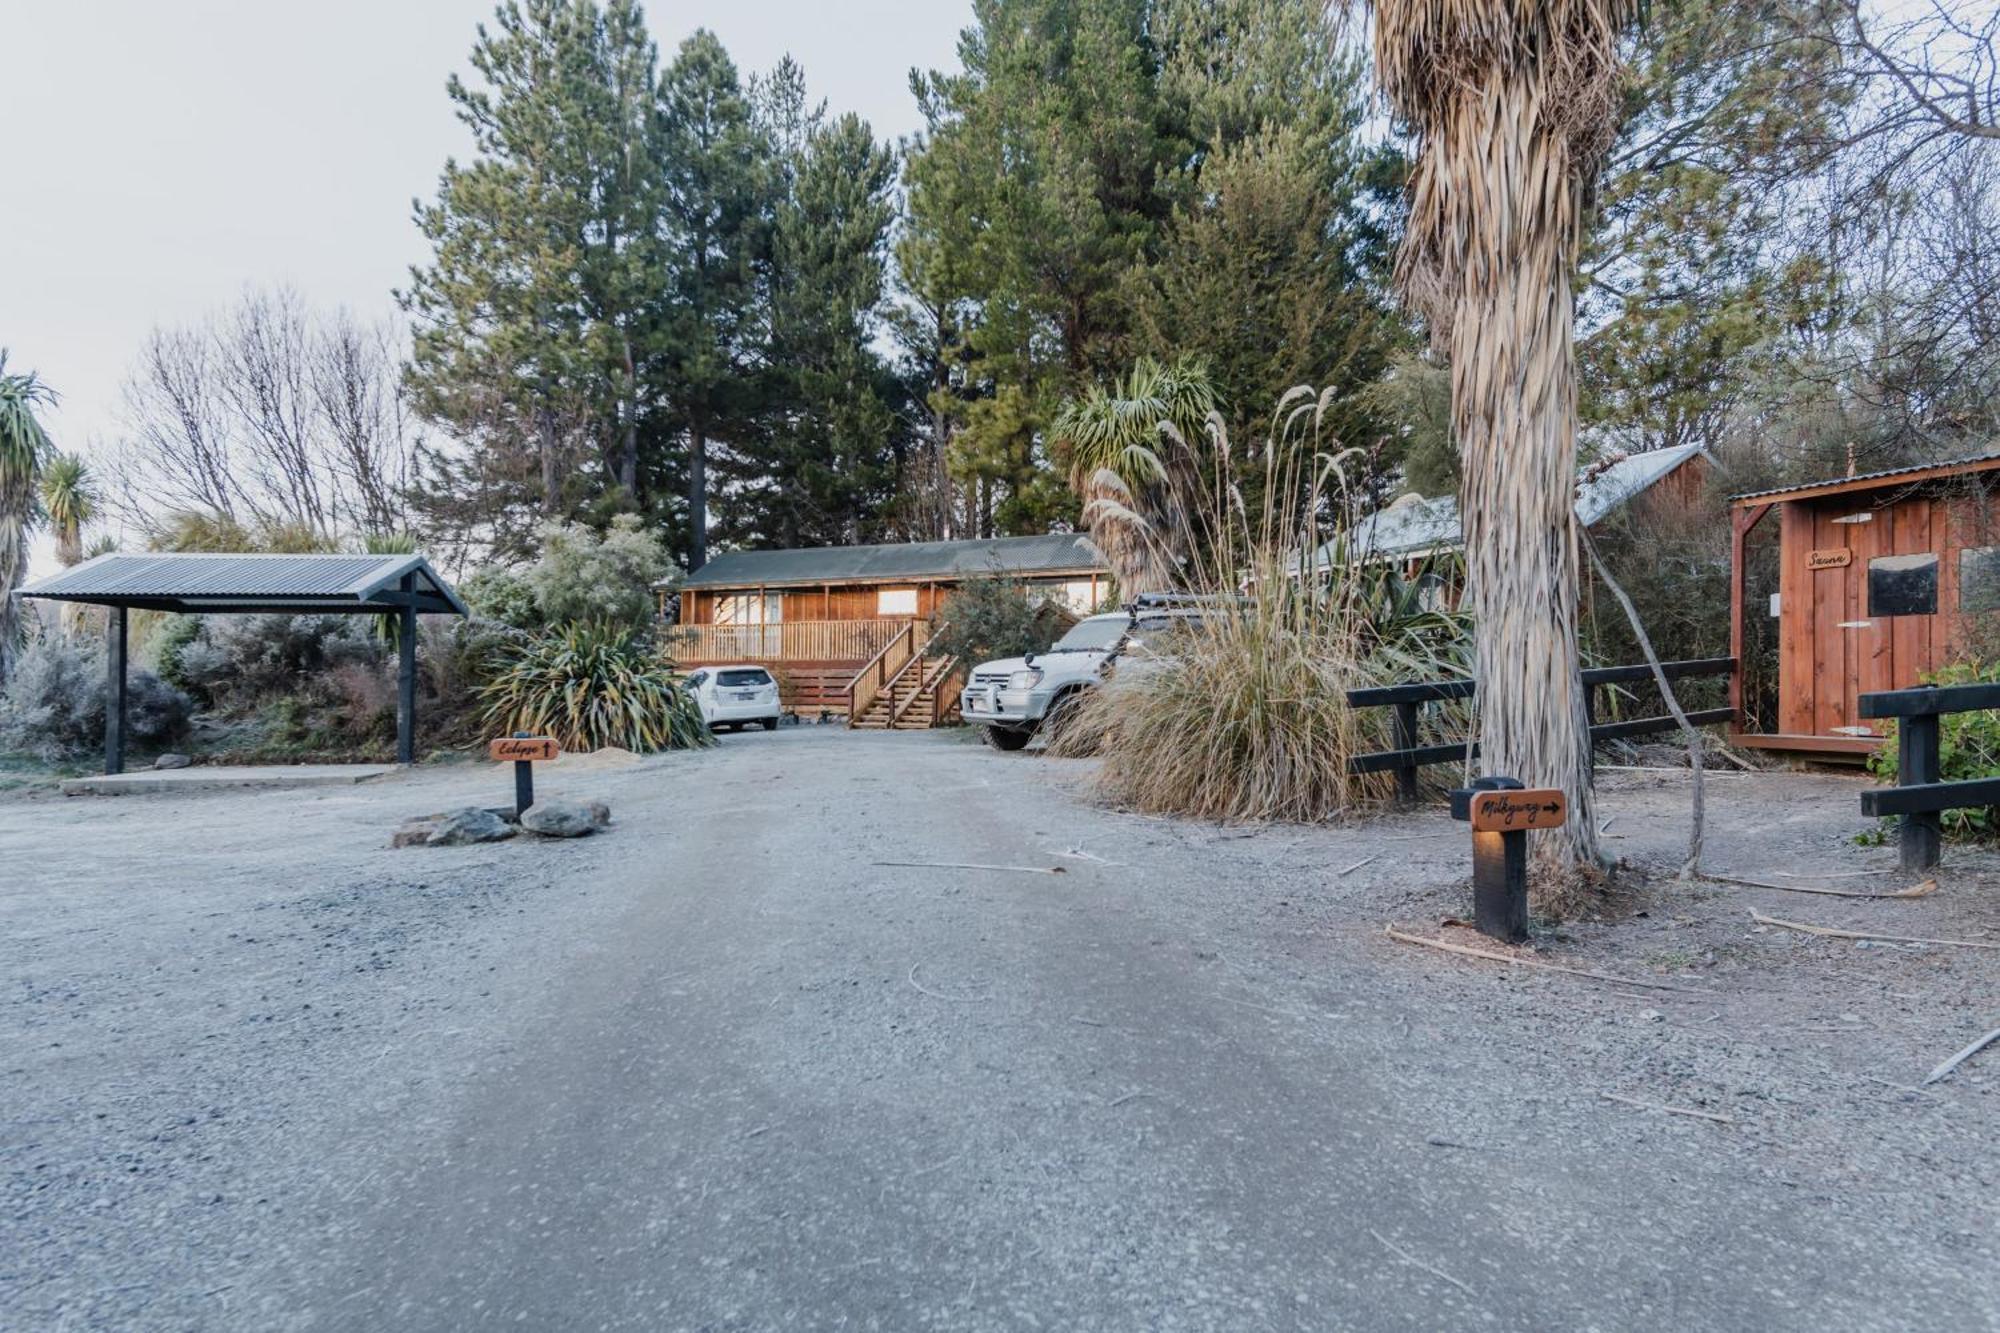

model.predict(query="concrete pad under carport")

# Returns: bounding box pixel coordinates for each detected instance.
[60,764,401,797]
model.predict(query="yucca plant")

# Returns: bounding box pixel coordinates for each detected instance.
[38,453,97,568]
[481,621,710,754]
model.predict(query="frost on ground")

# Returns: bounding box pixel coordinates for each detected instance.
[0,731,1992,1331]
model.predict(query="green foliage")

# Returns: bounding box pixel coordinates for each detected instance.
[38,453,98,566]
[1867,661,2000,840]
[152,615,206,694]
[0,351,57,686]
[0,635,192,761]
[935,578,1078,669]
[460,567,543,630]
[524,515,674,629]
[481,621,710,753]
[148,511,339,554]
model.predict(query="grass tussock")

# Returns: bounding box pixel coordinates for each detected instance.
[1051,386,1470,824]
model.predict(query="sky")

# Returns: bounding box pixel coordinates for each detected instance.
[1,0,971,575]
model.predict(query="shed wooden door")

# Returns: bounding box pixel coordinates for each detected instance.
[1778,497,1948,738]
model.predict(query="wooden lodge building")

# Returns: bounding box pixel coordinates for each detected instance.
[664,533,1108,727]
[1731,454,2000,757]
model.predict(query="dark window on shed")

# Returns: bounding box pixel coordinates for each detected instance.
[1960,546,2000,613]
[1868,553,1938,617]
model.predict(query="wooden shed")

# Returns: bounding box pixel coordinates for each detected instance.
[1731,455,2000,757]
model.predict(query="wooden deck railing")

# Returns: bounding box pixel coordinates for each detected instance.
[666,618,911,664]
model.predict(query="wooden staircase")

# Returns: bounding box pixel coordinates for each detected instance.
[850,654,959,729]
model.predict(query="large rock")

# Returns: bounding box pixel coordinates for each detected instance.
[423,807,518,846]
[520,798,610,838]
[153,753,192,770]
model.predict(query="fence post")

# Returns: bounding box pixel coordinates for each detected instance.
[1898,710,1943,873]
[1392,701,1419,803]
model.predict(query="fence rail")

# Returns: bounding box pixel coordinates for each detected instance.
[667,618,911,664]
[1347,657,1737,800]
[1857,681,2000,871]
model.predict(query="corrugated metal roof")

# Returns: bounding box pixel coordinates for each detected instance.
[1728,452,2000,502]
[679,533,1107,590]
[1320,443,1709,564]
[18,552,468,615]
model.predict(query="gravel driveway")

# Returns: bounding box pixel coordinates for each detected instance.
[2,728,1994,1330]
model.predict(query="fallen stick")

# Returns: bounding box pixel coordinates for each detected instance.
[1378,830,1446,841]
[1770,868,1894,880]
[1705,873,1937,900]
[1369,1229,1475,1297]
[1383,927,1704,993]
[907,963,987,1002]
[876,860,1066,875]
[1105,1090,1152,1108]
[1335,855,1377,877]
[1748,909,2000,950]
[1598,1091,1733,1124]
[1057,847,1125,866]
[1923,1024,2000,1086]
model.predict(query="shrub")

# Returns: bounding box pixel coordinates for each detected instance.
[152,614,205,693]
[460,567,542,630]
[1867,659,2000,839]
[525,515,675,630]
[0,635,193,760]
[935,577,1079,668]
[481,622,710,753]
[173,614,382,704]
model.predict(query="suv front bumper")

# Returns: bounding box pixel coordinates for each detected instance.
[961,685,1053,729]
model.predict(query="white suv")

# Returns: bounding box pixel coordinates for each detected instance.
[960,599,1210,751]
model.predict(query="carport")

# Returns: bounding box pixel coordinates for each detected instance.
[18,552,468,773]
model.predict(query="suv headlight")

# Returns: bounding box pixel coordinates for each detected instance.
[1006,668,1043,690]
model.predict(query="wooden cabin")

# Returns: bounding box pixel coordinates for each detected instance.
[1730,455,2000,758]
[664,533,1109,726]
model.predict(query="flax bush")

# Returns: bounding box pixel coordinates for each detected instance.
[481,622,709,754]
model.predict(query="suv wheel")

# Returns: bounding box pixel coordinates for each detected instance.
[984,725,1032,751]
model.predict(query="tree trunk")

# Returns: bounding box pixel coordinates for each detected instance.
[1450,116,1603,888]
[537,405,560,516]
[0,477,29,687]
[618,333,640,497]
[688,418,708,571]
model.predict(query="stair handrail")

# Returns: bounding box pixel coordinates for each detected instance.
[845,621,916,724]
[888,623,954,727]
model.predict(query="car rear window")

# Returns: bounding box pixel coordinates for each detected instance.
[717,669,772,687]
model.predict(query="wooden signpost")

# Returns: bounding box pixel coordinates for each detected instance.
[491,734,560,816]
[1449,776,1570,943]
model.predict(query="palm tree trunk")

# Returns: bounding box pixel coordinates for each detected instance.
[1449,97,1603,888]
[0,476,30,686]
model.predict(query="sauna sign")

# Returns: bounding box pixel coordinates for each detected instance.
[1467,788,1567,833]
[1808,548,1853,571]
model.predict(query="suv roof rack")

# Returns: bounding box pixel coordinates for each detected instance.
[1128,591,1243,610]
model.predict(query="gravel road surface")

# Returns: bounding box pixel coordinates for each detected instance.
[2,728,1993,1330]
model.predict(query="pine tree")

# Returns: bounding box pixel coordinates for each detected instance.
[402,0,667,556]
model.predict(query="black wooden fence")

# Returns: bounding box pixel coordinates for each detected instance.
[1345,657,1737,800]
[1858,682,2000,871]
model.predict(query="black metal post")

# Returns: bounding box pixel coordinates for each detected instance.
[105,605,127,775]
[1392,701,1419,803]
[1450,775,1530,944]
[396,598,417,765]
[1898,710,1942,872]
[513,730,534,817]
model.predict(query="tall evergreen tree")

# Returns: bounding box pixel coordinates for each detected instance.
[657,29,768,570]
[403,0,667,556]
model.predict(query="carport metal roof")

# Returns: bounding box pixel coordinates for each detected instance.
[18,552,469,617]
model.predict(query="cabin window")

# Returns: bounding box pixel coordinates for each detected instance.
[1867,553,1938,617]
[1960,547,2000,613]
[877,587,919,616]
[1058,580,1100,615]
[714,594,780,626]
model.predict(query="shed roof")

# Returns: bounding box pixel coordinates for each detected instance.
[1324,443,1709,564]
[678,533,1107,591]
[1729,453,2000,506]
[18,552,468,616]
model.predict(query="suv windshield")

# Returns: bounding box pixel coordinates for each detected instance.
[716,669,772,688]
[1050,617,1130,653]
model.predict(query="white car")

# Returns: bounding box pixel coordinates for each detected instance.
[686,665,781,732]
[960,597,1212,750]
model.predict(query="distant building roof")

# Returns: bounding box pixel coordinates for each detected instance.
[679,533,1107,590]
[1729,452,2000,505]
[18,552,468,616]
[1322,443,1710,565]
